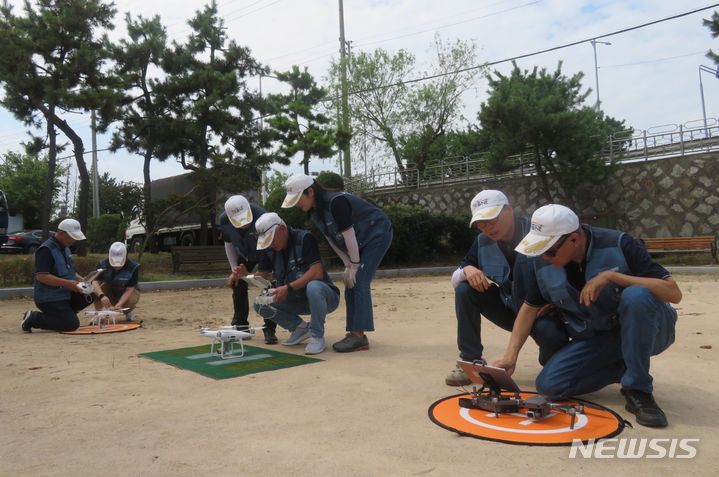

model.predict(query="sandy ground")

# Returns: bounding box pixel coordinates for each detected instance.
[1,273,717,477]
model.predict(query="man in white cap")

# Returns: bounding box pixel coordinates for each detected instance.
[90,242,141,321]
[21,218,95,332]
[219,195,277,344]
[446,190,567,386]
[494,204,681,428]
[250,213,340,355]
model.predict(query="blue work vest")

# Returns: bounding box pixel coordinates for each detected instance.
[534,226,629,338]
[219,204,266,264]
[310,191,391,253]
[268,228,337,295]
[33,237,76,304]
[97,258,140,298]
[475,216,531,314]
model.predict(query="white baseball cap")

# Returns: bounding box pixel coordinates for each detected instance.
[224,195,253,228]
[469,190,509,226]
[515,204,580,256]
[108,241,127,268]
[281,174,315,208]
[57,218,86,241]
[255,212,285,250]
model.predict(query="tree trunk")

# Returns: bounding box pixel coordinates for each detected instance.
[534,146,555,204]
[33,100,89,255]
[143,150,157,255]
[303,151,310,175]
[42,113,57,241]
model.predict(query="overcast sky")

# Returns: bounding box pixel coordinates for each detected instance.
[1,0,718,185]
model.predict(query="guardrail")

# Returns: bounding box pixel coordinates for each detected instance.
[346,119,719,194]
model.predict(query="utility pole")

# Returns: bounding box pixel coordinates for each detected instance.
[590,39,611,111]
[259,74,267,203]
[338,0,351,177]
[90,110,100,217]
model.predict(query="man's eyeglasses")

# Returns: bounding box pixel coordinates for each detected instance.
[543,234,570,258]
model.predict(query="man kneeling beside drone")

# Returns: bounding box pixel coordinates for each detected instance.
[247,213,340,355]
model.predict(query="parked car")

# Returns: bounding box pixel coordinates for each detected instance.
[0,230,53,254]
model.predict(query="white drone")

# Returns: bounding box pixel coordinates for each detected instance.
[199,325,264,359]
[84,308,128,328]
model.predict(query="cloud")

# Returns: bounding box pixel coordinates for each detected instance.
[1,0,717,184]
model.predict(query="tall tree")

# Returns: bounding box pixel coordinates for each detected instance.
[97,172,142,218]
[401,36,479,175]
[330,36,479,177]
[157,1,270,245]
[0,0,119,254]
[0,151,66,228]
[331,48,414,173]
[267,66,337,175]
[110,13,168,252]
[477,62,628,206]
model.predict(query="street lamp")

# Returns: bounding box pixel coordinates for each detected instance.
[698,64,719,136]
[590,39,611,111]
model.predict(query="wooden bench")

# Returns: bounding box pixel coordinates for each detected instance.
[642,236,718,263]
[171,245,229,274]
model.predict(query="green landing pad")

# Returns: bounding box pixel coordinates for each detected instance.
[139,343,322,380]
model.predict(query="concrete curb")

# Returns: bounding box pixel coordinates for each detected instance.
[1,265,715,300]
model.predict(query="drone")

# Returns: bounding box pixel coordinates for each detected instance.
[84,308,128,328]
[199,325,263,359]
[456,360,584,430]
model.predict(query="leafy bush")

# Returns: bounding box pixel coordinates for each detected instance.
[87,214,124,253]
[0,255,35,287]
[0,252,175,287]
[317,171,344,190]
[381,205,475,266]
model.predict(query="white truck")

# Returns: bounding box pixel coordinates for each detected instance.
[124,173,259,252]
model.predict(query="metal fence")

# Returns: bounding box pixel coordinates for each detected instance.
[346,118,719,194]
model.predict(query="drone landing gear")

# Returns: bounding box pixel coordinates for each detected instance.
[457,373,583,429]
[210,335,246,359]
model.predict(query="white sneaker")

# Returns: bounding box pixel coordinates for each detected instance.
[124,310,136,322]
[304,336,325,355]
[282,322,310,346]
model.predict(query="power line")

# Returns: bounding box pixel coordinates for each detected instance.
[341,3,719,97]
[353,0,542,49]
[601,51,706,69]
[266,0,526,65]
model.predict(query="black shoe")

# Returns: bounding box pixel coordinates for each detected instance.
[21,310,34,333]
[621,389,668,428]
[263,328,278,345]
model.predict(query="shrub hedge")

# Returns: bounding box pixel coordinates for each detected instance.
[0,205,475,287]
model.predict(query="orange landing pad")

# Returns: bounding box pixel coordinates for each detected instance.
[62,322,141,335]
[429,392,625,446]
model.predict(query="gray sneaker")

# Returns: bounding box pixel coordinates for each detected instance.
[304,336,325,355]
[445,365,471,386]
[124,310,136,322]
[332,333,369,352]
[282,322,310,346]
